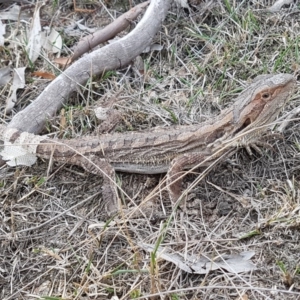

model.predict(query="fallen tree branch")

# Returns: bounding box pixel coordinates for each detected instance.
[8,0,171,133]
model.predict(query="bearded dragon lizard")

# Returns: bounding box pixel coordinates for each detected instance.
[0,74,296,214]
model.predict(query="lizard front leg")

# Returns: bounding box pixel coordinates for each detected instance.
[167,153,206,203]
[239,131,283,156]
[67,155,119,215]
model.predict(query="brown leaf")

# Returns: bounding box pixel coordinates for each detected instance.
[32,71,56,80]
[53,56,71,68]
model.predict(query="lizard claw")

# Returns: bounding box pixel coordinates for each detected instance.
[244,132,283,155]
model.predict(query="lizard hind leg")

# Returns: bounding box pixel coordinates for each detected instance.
[68,155,119,215]
[167,153,205,204]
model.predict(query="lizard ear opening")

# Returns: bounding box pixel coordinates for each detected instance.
[261,92,271,100]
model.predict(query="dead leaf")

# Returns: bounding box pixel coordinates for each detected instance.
[32,71,56,80]
[142,244,256,274]
[0,20,6,46]
[143,43,164,53]
[268,0,293,12]
[1,128,44,166]
[26,3,43,63]
[54,56,71,67]
[41,28,62,54]
[134,56,145,75]
[0,5,30,21]
[235,294,249,300]
[1,141,38,167]
[0,67,12,86]
[175,0,190,8]
[94,107,111,120]
[6,67,26,113]
[76,20,97,33]
[59,108,67,131]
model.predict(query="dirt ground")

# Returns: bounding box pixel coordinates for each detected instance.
[1,0,300,299]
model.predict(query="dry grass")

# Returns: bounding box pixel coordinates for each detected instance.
[1,0,300,299]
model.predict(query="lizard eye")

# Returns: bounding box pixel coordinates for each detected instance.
[262,92,270,100]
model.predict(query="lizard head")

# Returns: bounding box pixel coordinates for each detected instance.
[233,73,296,131]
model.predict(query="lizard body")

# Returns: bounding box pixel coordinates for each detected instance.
[0,74,296,214]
